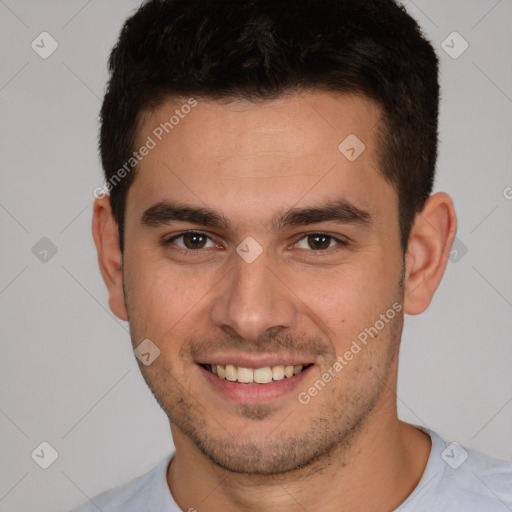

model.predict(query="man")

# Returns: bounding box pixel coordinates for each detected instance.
[74,0,512,510]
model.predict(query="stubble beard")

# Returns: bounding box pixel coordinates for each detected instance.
[124,270,405,477]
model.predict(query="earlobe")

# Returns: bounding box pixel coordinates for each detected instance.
[403,192,457,315]
[91,196,129,321]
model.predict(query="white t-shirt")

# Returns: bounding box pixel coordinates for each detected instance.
[71,428,512,511]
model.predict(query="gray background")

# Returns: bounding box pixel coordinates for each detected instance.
[0,1,511,511]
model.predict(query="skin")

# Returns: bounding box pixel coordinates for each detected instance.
[93,91,457,511]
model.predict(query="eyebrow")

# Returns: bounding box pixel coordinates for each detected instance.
[141,202,230,229]
[271,200,372,231]
[140,199,373,231]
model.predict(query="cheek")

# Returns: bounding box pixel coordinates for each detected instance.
[125,255,214,336]
[302,262,388,320]
[294,258,399,356]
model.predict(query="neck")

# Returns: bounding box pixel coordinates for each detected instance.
[167,392,431,512]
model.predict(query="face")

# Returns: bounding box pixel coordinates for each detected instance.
[121,92,405,474]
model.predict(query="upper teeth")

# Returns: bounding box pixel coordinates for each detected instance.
[211,364,304,383]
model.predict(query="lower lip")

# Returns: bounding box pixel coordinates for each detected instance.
[198,364,314,403]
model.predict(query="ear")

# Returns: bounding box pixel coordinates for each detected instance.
[91,196,128,321]
[403,192,457,315]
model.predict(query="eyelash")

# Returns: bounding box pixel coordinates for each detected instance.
[162,230,349,255]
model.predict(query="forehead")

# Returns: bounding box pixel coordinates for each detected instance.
[137,91,380,163]
[127,91,395,230]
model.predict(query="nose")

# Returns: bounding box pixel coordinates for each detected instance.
[209,252,297,341]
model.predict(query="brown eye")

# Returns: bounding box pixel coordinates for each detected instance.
[167,231,217,250]
[294,233,347,252]
[182,232,208,249]
[307,234,332,250]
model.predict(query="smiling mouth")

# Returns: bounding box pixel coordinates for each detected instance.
[200,363,313,384]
